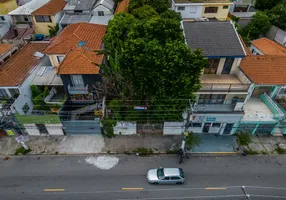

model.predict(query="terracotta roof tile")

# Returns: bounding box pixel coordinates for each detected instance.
[0,42,49,86]
[240,55,286,85]
[57,48,102,75]
[45,23,107,54]
[115,0,129,14]
[32,0,67,15]
[0,44,14,55]
[251,37,286,56]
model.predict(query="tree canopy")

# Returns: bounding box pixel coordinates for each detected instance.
[267,0,286,30]
[102,3,207,121]
[255,0,283,11]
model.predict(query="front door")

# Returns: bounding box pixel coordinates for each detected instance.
[203,123,211,133]
[223,123,234,134]
[222,58,234,74]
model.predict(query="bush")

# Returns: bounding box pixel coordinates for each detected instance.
[276,145,286,154]
[235,132,252,146]
[101,119,117,138]
[133,148,153,156]
[166,149,178,154]
[14,147,31,155]
[186,132,201,149]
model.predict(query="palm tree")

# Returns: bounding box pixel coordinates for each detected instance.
[185,131,201,150]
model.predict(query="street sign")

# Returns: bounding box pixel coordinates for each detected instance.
[134,106,147,110]
[15,135,25,143]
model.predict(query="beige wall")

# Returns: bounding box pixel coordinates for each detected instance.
[33,15,56,36]
[201,4,231,20]
[49,55,65,67]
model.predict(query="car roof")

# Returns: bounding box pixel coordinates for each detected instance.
[163,168,180,176]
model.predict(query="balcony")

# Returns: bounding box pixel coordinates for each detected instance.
[200,74,250,92]
[68,84,88,94]
[195,102,244,113]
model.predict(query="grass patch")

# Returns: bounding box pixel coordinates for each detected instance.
[244,148,259,155]
[133,148,153,156]
[235,132,252,146]
[14,147,31,155]
[275,145,286,154]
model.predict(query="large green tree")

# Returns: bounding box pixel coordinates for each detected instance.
[240,11,271,40]
[128,0,169,14]
[268,0,286,30]
[255,0,283,10]
[103,5,207,121]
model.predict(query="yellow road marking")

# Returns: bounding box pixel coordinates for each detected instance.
[122,188,144,190]
[44,189,65,192]
[205,187,227,190]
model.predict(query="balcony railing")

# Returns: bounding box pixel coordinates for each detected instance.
[200,84,250,92]
[260,93,284,120]
[68,84,88,94]
[194,102,244,113]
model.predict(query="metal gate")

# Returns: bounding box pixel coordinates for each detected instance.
[137,122,163,135]
[62,119,101,135]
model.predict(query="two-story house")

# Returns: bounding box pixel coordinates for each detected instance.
[44,22,107,134]
[182,20,249,135]
[31,0,66,36]
[171,0,233,20]
[0,42,64,136]
[236,38,286,135]
[59,0,114,29]
[0,0,17,38]
[7,0,50,43]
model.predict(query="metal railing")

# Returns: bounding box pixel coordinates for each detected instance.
[68,84,88,94]
[200,84,250,92]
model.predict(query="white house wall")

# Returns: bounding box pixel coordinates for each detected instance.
[113,121,136,135]
[45,124,64,135]
[54,11,64,23]
[92,5,113,16]
[24,124,41,135]
[11,56,50,115]
[163,122,184,135]
[174,4,203,19]
[249,44,264,55]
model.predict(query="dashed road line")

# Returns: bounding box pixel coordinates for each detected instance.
[44,189,65,192]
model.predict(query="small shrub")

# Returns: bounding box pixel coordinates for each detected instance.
[276,145,286,154]
[244,148,258,155]
[235,132,252,146]
[133,148,153,156]
[186,132,201,149]
[14,147,31,155]
[166,149,178,154]
[124,151,131,155]
[55,151,59,155]
[101,119,117,138]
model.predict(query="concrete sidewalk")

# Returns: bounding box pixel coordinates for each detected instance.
[0,135,182,155]
[1,134,286,156]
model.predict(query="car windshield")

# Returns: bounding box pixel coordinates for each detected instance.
[179,168,184,178]
[157,168,164,179]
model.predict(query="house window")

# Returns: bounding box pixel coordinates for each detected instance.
[204,58,219,74]
[222,58,234,74]
[56,56,65,64]
[204,7,218,13]
[24,16,29,22]
[98,11,104,16]
[74,10,83,13]
[71,75,84,86]
[0,16,5,21]
[35,15,52,23]
[199,94,226,104]
[212,123,221,128]
[279,88,286,94]
[0,89,9,98]
[190,7,197,13]
[178,6,185,11]
[223,5,229,9]
[191,123,202,128]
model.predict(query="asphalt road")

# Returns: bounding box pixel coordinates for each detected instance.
[1,155,286,200]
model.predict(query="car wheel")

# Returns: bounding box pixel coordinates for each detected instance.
[153,182,159,185]
[176,182,182,185]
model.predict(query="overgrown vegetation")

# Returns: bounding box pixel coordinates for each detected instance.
[48,24,59,37]
[133,148,153,156]
[101,0,208,123]
[101,119,117,138]
[275,144,286,154]
[185,132,201,150]
[235,132,252,146]
[14,147,31,155]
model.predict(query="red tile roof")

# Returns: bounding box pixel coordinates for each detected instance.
[32,0,67,16]
[240,55,286,85]
[0,42,49,86]
[0,44,14,55]
[251,37,286,56]
[57,48,102,75]
[115,0,129,14]
[45,23,107,54]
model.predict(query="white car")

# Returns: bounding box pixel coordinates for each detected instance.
[147,167,185,184]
